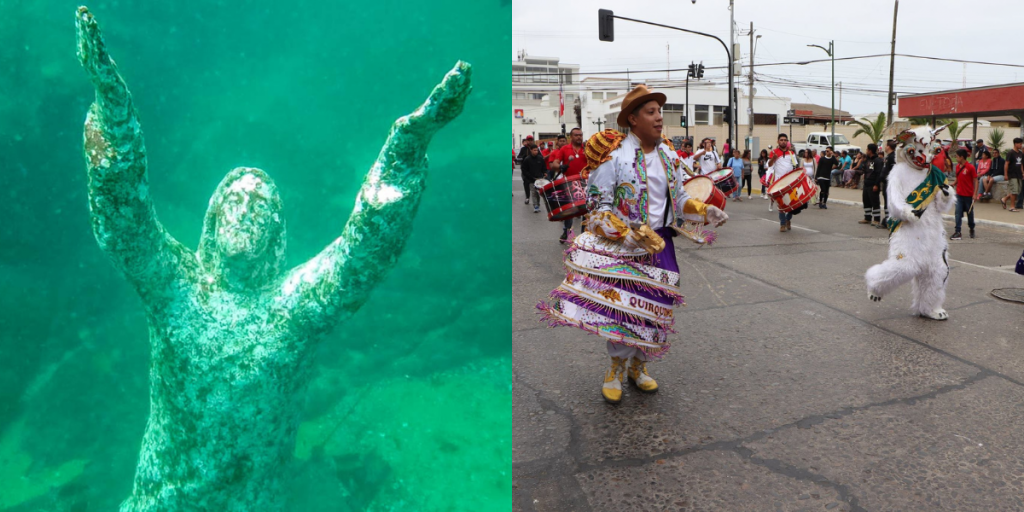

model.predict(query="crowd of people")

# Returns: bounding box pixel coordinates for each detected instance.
[519,129,1024,242]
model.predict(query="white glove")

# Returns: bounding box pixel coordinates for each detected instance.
[706,206,728,227]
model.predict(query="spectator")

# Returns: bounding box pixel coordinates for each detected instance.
[726,149,744,201]
[723,138,732,156]
[976,151,992,199]
[741,149,753,199]
[518,135,536,202]
[980,151,1004,199]
[757,149,770,199]
[1002,137,1023,212]
[520,146,548,213]
[546,134,567,170]
[801,149,815,179]
[845,152,864,188]
[815,146,838,209]
[951,148,977,240]
[973,138,987,162]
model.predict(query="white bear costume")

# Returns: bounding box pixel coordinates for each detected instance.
[865,126,955,320]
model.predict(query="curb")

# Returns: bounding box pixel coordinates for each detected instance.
[827,199,1024,233]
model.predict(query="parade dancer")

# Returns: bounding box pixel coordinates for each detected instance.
[866,127,955,321]
[76,7,471,510]
[537,85,727,404]
[768,133,798,229]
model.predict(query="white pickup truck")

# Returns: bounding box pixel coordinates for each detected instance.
[792,132,861,155]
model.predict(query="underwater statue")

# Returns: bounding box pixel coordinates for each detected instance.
[75,6,471,511]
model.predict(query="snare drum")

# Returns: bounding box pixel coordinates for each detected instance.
[708,168,738,196]
[767,170,818,213]
[681,176,726,225]
[539,174,589,221]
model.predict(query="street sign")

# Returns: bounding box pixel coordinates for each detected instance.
[786,109,796,117]
[783,116,805,125]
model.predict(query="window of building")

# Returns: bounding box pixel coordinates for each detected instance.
[753,113,778,125]
[606,91,618,99]
[512,92,526,100]
[592,91,604,100]
[712,106,725,125]
[695,105,709,125]
[663,103,685,112]
[529,93,546,100]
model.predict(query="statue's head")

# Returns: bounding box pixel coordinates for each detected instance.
[198,167,286,288]
[895,125,947,170]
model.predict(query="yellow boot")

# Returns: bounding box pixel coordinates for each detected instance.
[628,357,658,393]
[601,357,627,404]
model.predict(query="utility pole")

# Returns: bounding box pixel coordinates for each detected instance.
[686,63,692,141]
[886,0,899,128]
[747,22,755,149]
[728,0,736,148]
[808,41,835,148]
[666,43,670,80]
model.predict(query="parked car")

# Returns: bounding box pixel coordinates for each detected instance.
[793,132,861,156]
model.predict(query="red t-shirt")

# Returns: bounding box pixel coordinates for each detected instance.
[541,148,551,158]
[676,150,691,159]
[955,162,977,197]
[545,147,561,166]
[554,144,587,178]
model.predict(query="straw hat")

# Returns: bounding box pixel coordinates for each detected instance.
[616,84,667,129]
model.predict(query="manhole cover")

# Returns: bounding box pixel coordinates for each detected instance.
[991,288,1024,303]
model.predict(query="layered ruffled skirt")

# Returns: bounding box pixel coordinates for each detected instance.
[536,227,683,358]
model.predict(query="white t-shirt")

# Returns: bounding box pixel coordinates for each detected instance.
[771,150,796,181]
[645,150,669,229]
[698,151,721,175]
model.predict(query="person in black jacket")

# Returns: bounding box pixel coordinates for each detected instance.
[858,143,884,226]
[815,147,838,209]
[520,145,548,212]
[878,139,897,228]
[518,136,537,202]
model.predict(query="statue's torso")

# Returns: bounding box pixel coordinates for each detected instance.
[123,287,310,512]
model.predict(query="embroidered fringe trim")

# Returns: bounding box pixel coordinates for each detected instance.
[534,301,671,359]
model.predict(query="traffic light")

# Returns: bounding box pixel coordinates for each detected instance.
[687,63,696,79]
[696,63,705,79]
[723,108,732,125]
[680,115,687,128]
[598,10,614,42]
[561,123,566,135]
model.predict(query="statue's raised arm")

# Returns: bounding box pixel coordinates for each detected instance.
[280,62,472,332]
[76,7,192,305]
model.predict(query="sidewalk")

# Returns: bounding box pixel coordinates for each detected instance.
[825,185,1024,232]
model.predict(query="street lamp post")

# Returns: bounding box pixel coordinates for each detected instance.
[597,11,732,146]
[808,41,835,148]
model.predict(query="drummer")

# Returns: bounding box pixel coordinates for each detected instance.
[768,132,799,232]
[550,127,587,243]
[537,85,728,404]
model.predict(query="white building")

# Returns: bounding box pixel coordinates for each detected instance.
[512,54,794,155]
[512,53,581,147]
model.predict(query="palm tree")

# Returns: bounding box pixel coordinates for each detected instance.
[988,127,1005,157]
[940,118,976,145]
[849,112,888,145]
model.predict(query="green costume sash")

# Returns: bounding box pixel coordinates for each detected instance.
[887,163,947,237]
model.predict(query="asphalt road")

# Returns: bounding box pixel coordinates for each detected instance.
[512,173,1024,512]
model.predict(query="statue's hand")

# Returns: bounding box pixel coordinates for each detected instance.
[405,61,473,134]
[76,6,115,86]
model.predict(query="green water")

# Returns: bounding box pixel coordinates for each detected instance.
[0,1,510,510]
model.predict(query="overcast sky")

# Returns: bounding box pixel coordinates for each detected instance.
[512,0,1024,117]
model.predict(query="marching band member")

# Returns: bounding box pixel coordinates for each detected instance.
[768,133,799,230]
[537,85,727,404]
